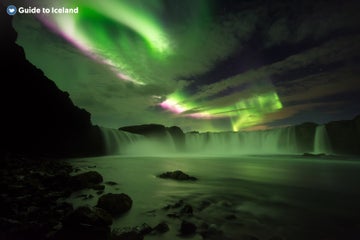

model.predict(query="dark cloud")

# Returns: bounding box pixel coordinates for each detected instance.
[12,0,360,131]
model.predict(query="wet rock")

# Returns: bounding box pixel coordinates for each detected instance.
[163,199,184,210]
[112,223,152,240]
[56,224,110,240]
[180,204,193,215]
[225,214,237,220]
[91,184,105,191]
[97,193,132,216]
[105,181,118,186]
[58,206,112,240]
[239,234,260,240]
[112,231,143,240]
[158,170,197,181]
[167,212,180,218]
[303,152,326,157]
[135,223,153,235]
[180,220,197,235]
[198,200,212,211]
[62,206,113,228]
[0,155,78,239]
[70,171,103,190]
[268,236,284,240]
[152,222,169,234]
[200,223,223,239]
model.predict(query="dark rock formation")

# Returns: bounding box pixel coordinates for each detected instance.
[0,154,75,239]
[57,206,112,240]
[97,193,133,216]
[158,170,198,181]
[70,171,103,190]
[111,223,152,240]
[303,153,326,157]
[119,124,185,151]
[294,122,317,153]
[180,220,197,235]
[62,206,113,228]
[134,223,153,235]
[152,222,169,234]
[180,204,194,216]
[168,126,186,150]
[0,12,105,157]
[326,115,360,155]
[111,230,144,240]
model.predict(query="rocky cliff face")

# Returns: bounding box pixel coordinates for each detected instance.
[294,122,317,153]
[326,115,360,155]
[0,13,105,157]
[293,115,360,155]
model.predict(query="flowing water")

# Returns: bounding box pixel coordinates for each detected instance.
[67,154,360,240]
[314,125,332,154]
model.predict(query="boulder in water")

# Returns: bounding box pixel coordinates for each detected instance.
[180,220,197,235]
[70,171,103,190]
[303,152,326,157]
[62,206,112,227]
[59,206,112,240]
[158,170,197,181]
[97,193,132,216]
[152,222,169,234]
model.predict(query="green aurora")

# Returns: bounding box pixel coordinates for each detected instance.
[12,0,360,132]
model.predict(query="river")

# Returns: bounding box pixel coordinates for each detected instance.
[66,154,360,240]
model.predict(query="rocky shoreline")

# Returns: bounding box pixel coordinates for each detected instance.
[0,154,133,240]
[0,154,74,239]
[0,154,211,240]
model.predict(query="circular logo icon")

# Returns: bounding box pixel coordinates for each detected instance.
[7,5,17,15]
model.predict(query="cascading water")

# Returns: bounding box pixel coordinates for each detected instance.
[314,125,332,154]
[186,126,298,154]
[124,130,177,156]
[101,127,178,156]
[100,127,143,155]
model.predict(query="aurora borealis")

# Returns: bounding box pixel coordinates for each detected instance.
[11,0,360,132]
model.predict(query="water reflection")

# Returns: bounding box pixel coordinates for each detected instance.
[68,155,360,240]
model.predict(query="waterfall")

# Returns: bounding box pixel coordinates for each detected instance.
[101,127,178,156]
[100,128,143,155]
[124,130,177,156]
[314,125,332,154]
[186,126,298,154]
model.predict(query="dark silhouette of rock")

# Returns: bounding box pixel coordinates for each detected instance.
[158,170,198,181]
[105,181,118,186]
[111,230,144,240]
[303,153,326,157]
[62,206,113,228]
[57,206,111,240]
[133,223,153,235]
[180,220,197,235]
[294,122,317,153]
[70,171,103,190]
[0,154,79,239]
[97,193,132,216]
[0,12,105,157]
[326,115,360,155]
[112,223,152,240]
[180,204,193,216]
[152,222,169,234]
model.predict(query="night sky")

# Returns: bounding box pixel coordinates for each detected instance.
[12,0,360,132]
